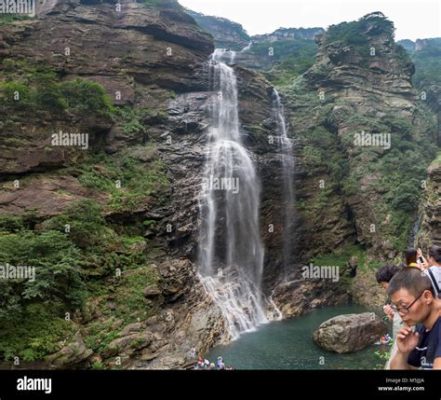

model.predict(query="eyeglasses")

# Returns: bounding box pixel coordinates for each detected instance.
[389,291,425,314]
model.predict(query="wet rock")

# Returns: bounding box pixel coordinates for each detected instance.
[158,259,194,302]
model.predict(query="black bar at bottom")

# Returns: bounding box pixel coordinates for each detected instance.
[0,370,440,399]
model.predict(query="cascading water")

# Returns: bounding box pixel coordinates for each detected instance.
[198,49,280,340]
[272,89,295,276]
[240,41,253,53]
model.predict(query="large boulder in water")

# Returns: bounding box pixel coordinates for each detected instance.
[313,312,387,353]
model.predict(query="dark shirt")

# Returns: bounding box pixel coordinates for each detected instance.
[408,317,441,369]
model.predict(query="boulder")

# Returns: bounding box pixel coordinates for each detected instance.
[313,312,387,353]
[45,331,93,367]
[101,332,154,359]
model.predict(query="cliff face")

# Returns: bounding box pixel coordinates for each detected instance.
[186,10,250,50]
[397,37,441,253]
[288,13,436,258]
[252,27,324,43]
[269,13,439,312]
[1,4,439,367]
[0,0,228,369]
[0,0,212,176]
[417,156,441,248]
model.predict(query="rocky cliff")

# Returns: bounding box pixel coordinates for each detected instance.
[186,9,250,50]
[270,12,439,312]
[1,4,439,368]
[0,0,228,369]
[417,155,441,248]
[0,0,328,369]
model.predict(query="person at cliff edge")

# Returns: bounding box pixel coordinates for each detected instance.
[388,268,441,369]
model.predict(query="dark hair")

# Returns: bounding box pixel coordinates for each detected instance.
[428,245,441,263]
[405,249,417,266]
[375,265,401,283]
[387,268,434,297]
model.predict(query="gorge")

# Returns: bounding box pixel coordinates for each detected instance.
[0,0,440,370]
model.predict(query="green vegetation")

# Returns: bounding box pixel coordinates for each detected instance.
[374,341,393,369]
[311,244,366,269]
[0,304,76,362]
[0,14,31,25]
[0,196,160,362]
[250,39,318,86]
[40,198,150,275]
[0,59,113,117]
[112,267,158,322]
[324,15,400,63]
[325,14,395,60]
[76,149,169,212]
[112,106,167,136]
[0,229,84,318]
[411,39,441,87]
[83,266,158,355]
[285,68,437,254]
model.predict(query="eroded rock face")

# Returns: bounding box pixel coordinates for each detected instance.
[0,0,213,177]
[187,10,250,51]
[417,157,441,247]
[130,258,226,370]
[278,12,437,262]
[313,312,387,353]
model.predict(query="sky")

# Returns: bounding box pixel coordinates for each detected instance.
[178,0,441,40]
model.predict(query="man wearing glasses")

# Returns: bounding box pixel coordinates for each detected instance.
[388,268,441,369]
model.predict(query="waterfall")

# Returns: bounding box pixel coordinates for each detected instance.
[240,41,253,53]
[272,89,295,276]
[198,49,279,340]
[408,213,422,247]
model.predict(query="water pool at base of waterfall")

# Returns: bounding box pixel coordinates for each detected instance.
[206,305,388,370]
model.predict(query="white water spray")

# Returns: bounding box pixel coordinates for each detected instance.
[198,49,281,340]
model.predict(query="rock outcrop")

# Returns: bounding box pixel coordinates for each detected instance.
[186,10,250,50]
[417,155,441,247]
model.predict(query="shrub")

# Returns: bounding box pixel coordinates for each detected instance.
[0,230,85,318]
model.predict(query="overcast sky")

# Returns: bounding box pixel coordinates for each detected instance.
[178,0,440,40]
